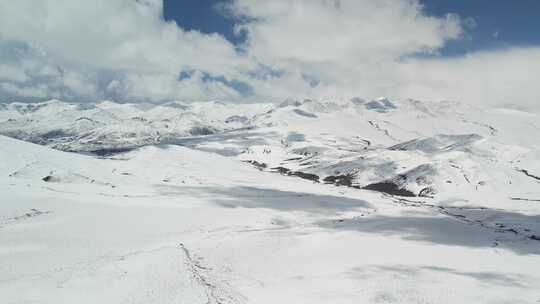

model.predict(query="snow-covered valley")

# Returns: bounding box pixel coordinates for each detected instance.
[1,98,540,303]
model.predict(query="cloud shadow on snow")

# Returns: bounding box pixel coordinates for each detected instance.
[161,185,373,215]
[316,211,540,255]
[156,184,540,255]
[348,264,531,288]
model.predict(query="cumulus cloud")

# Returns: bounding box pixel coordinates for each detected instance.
[0,0,538,109]
[0,0,251,102]
[230,0,462,64]
[395,48,540,109]
[226,0,540,109]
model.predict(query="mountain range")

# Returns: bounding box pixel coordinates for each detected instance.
[1,97,540,303]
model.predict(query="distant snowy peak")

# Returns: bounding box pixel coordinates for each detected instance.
[363,97,396,112]
[0,97,535,158]
[0,99,274,152]
[274,96,474,116]
[389,134,484,154]
[254,97,476,132]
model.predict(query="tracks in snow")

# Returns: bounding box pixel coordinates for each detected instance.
[0,208,51,228]
[179,243,245,304]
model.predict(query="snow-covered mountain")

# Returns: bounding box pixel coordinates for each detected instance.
[1,97,540,303]
[238,98,540,205]
[0,99,272,153]
[3,97,537,203]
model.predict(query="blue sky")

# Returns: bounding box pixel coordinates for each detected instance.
[164,0,239,44]
[164,0,540,56]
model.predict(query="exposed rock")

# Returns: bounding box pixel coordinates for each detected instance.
[293,109,318,118]
[323,174,354,187]
[291,171,319,182]
[271,167,291,175]
[244,160,267,170]
[189,126,215,136]
[419,187,436,198]
[363,182,416,197]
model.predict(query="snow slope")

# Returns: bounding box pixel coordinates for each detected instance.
[2,97,540,303]
[1,97,539,212]
[1,133,540,303]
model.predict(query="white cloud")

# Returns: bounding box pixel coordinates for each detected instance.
[0,64,29,82]
[106,71,244,102]
[225,0,539,109]
[230,0,462,64]
[0,0,247,74]
[0,0,538,110]
[395,48,540,109]
[1,82,52,99]
[0,0,251,102]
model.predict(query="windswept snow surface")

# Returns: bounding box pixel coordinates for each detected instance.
[1,97,540,303]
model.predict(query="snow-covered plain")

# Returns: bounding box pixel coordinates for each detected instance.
[1,98,540,303]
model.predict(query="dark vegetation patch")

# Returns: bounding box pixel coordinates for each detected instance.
[516,169,540,181]
[270,166,319,182]
[416,176,430,186]
[189,126,216,136]
[41,129,74,140]
[419,187,436,198]
[291,171,320,182]
[511,197,540,202]
[323,174,355,187]
[89,147,136,157]
[243,163,321,183]
[284,157,303,161]
[243,160,267,170]
[271,166,292,175]
[363,182,416,197]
